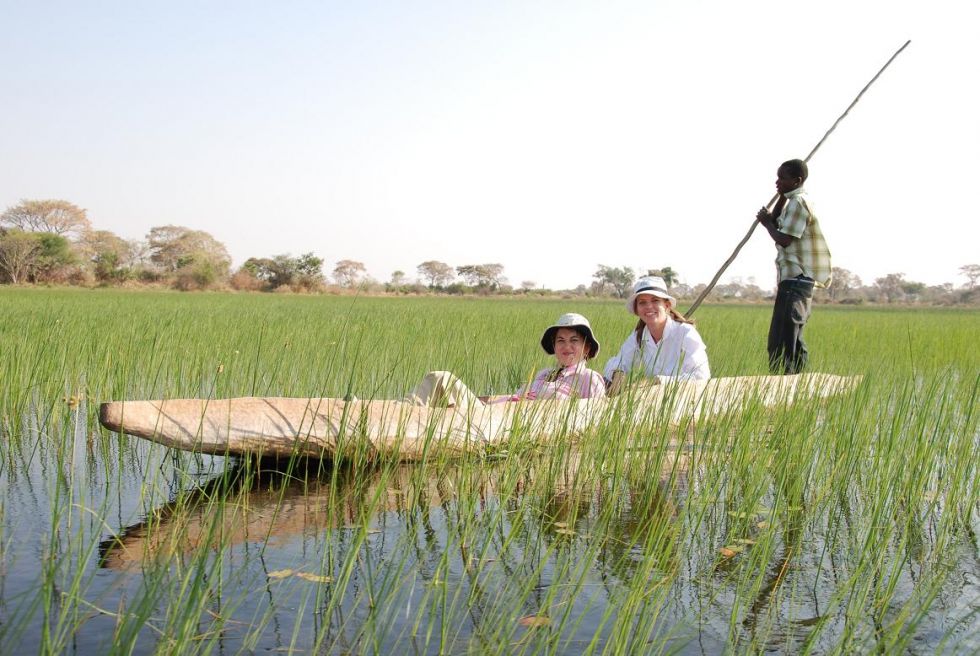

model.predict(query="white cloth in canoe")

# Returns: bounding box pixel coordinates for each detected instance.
[404,371,482,411]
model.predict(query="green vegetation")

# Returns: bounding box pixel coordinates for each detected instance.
[0,288,977,654]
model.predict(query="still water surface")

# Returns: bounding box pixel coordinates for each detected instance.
[1,403,977,654]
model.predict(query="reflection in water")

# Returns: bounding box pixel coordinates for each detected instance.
[95,449,699,652]
[99,451,689,574]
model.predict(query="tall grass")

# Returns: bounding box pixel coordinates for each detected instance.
[0,288,977,654]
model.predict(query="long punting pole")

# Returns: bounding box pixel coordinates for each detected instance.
[684,39,912,318]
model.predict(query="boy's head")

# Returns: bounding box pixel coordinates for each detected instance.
[776,159,807,194]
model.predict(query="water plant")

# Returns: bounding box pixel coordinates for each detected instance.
[0,288,976,654]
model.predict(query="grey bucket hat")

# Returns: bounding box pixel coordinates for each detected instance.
[540,312,600,359]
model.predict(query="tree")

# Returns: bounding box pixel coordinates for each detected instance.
[390,270,406,286]
[33,232,76,281]
[295,253,325,287]
[417,260,455,288]
[959,264,980,288]
[242,252,324,290]
[0,229,42,283]
[456,263,505,290]
[0,229,75,283]
[827,267,861,301]
[593,265,634,298]
[80,230,135,283]
[520,280,537,291]
[874,273,907,303]
[1,199,91,238]
[147,225,231,276]
[333,260,367,287]
[647,267,679,287]
[900,279,925,301]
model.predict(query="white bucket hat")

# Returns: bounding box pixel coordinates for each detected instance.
[540,312,600,359]
[626,276,675,314]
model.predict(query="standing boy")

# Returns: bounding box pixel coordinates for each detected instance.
[755,159,832,374]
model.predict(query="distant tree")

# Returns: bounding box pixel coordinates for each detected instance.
[241,257,276,283]
[671,282,694,299]
[147,225,231,275]
[647,266,678,287]
[456,263,505,290]
[243,252,324,290]
[80,230,135,283]
[0,229,42,283]
[333,259,367,287]
[417,260,455,287]
[35,232,77,281]
[593,265,634,298]
[827,267,861,301]
[959,264,980,288]
[921,283,954,304]
[1,199,91,238]
[390,270,407,286]
[520,280,536,291]
[900,279,925,301]
[713,277,764,300]
[0,229,75,283]
[874,273,907,303]
[295,253,325,288]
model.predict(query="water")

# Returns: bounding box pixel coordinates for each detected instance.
[1,403,976,654]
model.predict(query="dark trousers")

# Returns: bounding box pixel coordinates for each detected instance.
[768,277,814,374]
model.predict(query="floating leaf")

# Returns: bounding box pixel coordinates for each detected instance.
[268,569,293,579]
[756,521,770,529]
[518,615,550,628]
[296,572,334,584]
[553,521,569,529]
[735,538,757,545]
[555,528,576,536]
[719,545,743,558]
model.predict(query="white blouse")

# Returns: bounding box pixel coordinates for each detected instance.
[603,317,711,381]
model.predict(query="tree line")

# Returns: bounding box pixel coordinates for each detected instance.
[1,198,978,305]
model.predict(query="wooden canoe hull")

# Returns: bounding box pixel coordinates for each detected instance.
[98,373,860,460]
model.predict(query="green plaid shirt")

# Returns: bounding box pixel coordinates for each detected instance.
[775,187,832,287]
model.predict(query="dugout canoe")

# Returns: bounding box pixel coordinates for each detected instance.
[98,373,860,461]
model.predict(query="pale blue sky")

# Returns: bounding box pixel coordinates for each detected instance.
[2,1,977,290]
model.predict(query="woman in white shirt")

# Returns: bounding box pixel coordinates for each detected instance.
[603,276,710,386]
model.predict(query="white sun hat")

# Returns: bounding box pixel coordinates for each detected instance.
[540,313,600,359]
[625,276,676,314]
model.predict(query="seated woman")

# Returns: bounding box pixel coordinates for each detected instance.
[604,276,710,389]
[406,313,606,409]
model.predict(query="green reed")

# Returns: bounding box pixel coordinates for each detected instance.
[0,287,977,654]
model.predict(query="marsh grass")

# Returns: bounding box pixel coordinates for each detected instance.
[0,288,977,654]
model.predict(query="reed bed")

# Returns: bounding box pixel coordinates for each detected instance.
[0,287,977,654]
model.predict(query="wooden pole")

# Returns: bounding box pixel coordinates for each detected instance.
[684,40,911,318]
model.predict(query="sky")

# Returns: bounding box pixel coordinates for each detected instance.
[2,0,978,291]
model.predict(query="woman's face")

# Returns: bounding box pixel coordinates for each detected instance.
[553,327,588,368]
[635,295,670,327]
